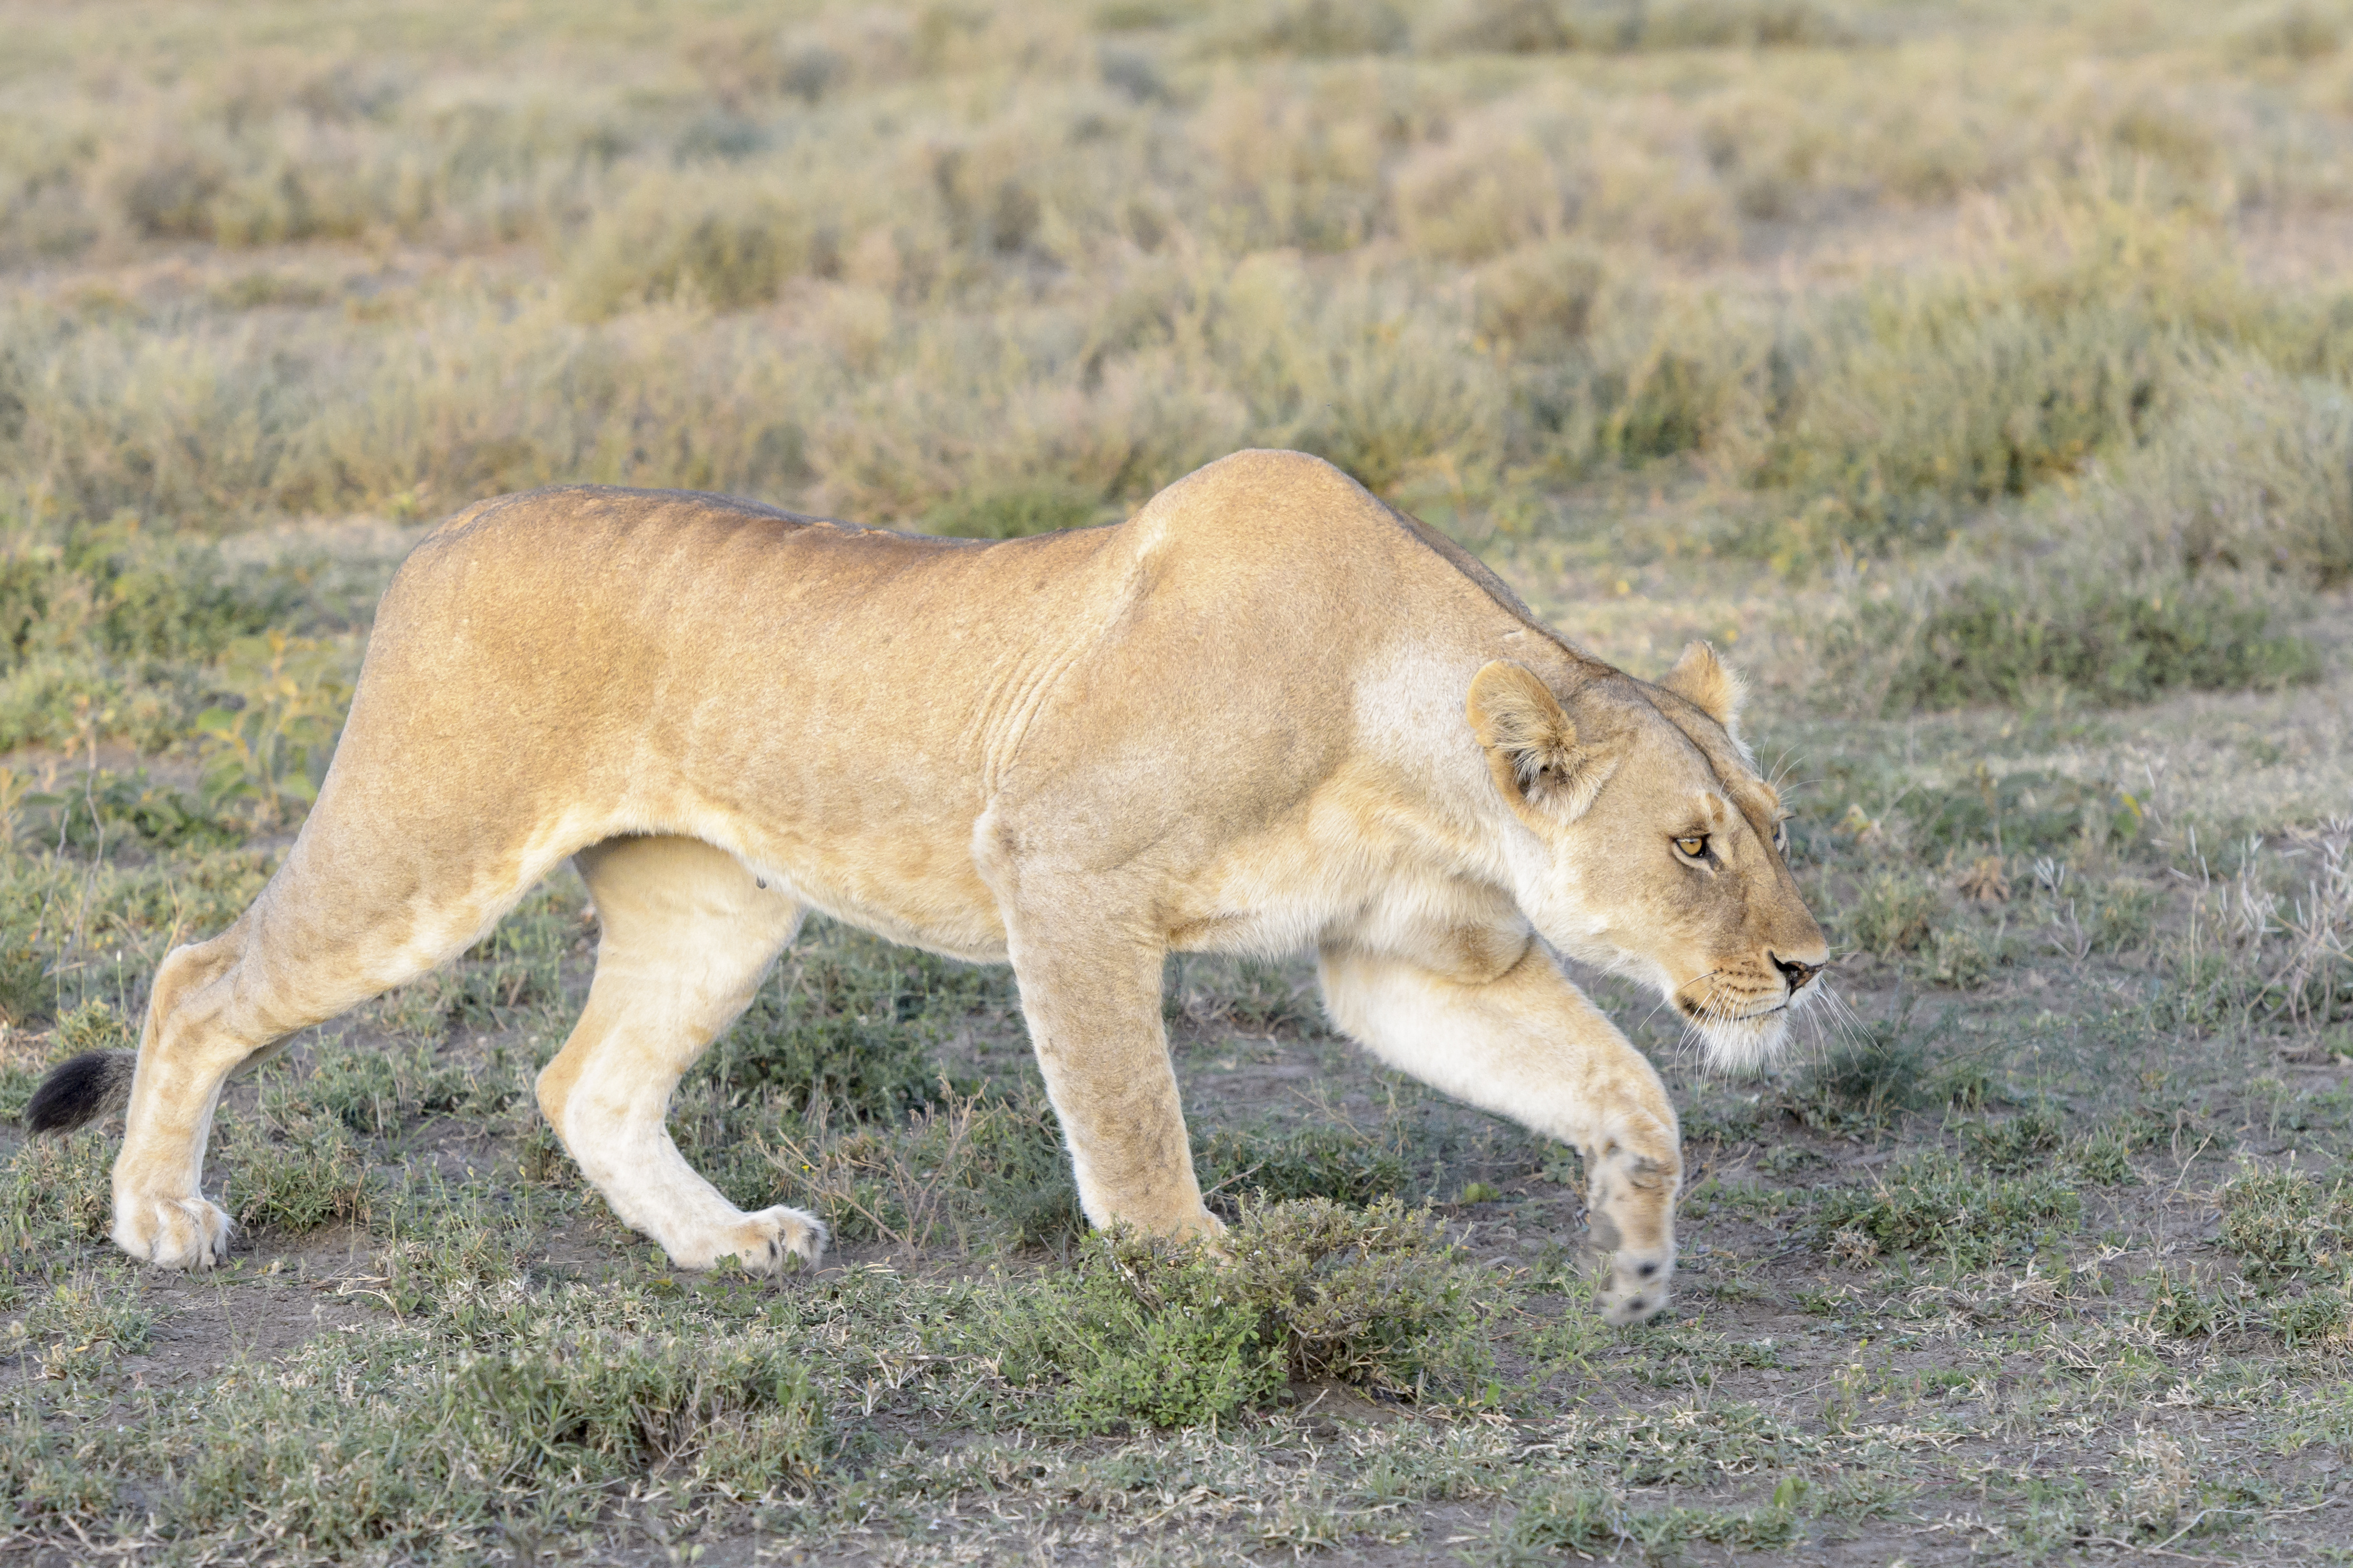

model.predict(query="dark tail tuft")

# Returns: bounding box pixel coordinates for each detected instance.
[25,1050,135,1134]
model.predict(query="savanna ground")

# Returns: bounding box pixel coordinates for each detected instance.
[3,0,2353,1561]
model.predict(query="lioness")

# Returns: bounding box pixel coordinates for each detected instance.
[30,449,1825,1323]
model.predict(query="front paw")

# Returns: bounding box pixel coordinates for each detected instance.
[718,1205,828,1275]
[113,1194,232,1269]
[1598,1251,1673,1325]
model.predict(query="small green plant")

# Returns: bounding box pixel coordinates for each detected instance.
[54,997,134,1056]
[1927,925,1993,989]
[2267,1285,2353,1349]
[22,769,236,854]
[298,1040,481,1136]
[1847,872,1941,956]
[195,633,355,829]
[2145,1266,2229,1339]
[2070,1127,2139,1185]
[0,1129,113,1248]
[707,922,1006,1120]
[16,1271,153,1377]
[2093,881,2162,951]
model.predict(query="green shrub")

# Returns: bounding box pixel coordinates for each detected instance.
[1859,574,2317,714]
[0,514,297,671]
[971,1199,1500,1430]
[1758,289,2169,549]
[1817,1151,2081,1267]
[2083,358,2353,588]
[563,180,813,318]
[23,769,237,854]
[1927,925,1994,989]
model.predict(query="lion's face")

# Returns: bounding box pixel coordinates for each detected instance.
[1468,645,1829,1070]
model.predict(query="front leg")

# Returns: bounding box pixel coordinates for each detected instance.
[1003,913,1217,1240]
[1319,937,1681,1324]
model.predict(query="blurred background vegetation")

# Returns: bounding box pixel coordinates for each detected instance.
[0,0,2347,747]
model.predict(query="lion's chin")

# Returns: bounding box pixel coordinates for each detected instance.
[1695,1012,1790,1075]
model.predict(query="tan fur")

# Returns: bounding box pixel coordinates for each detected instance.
[102,450,1825,1323]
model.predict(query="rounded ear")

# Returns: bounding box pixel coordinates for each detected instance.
[1466,661,1617,822]
[1660,641,1745,731]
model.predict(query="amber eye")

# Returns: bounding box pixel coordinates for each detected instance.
[1674,834,1709,858]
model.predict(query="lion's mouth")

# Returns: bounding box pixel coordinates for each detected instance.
[1673,995,1786,1023]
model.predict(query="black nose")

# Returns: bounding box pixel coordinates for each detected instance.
[1771,952,1822,993]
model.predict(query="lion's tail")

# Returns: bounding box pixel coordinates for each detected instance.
[25,1050,135,1133]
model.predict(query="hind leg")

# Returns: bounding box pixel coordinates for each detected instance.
[112,835,524,1267]
[537,835,823,1274]
[109,933,261,1267]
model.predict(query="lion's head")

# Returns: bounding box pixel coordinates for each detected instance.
[1468,642,1828,1069]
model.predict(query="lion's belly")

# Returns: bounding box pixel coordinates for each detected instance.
[668,799,1012,964]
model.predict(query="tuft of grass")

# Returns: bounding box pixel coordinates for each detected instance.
[298,1039,487,1137]
[2082,357,2353,588]
[2216,1163,2351,1286]
[168,1323,826,1553]
[563,177,817,319]
[0,1130,113,1249]
[1817,1151,2082,1268]
[1959,1109,2065,1173]
[221,1109,371,1233]
[765,1083,1081,1251]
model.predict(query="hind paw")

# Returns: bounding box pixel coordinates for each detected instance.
[114,1195,232,1270]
